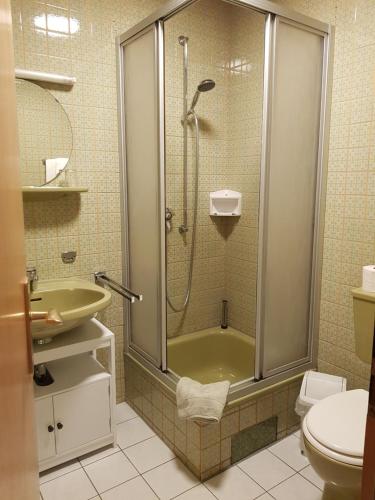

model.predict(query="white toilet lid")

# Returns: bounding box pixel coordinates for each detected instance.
[304,389,368,465]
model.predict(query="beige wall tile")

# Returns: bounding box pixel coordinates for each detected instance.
[239,403,256,431]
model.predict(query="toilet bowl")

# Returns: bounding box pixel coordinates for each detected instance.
[302,389,368,499]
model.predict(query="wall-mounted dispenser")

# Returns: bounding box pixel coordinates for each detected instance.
[209,190,241,216]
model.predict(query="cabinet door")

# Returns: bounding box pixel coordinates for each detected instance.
[53,379,110,454]
[35,397,56,462]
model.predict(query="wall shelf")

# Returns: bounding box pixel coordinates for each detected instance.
[22,186,88,200]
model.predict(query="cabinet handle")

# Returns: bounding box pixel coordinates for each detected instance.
[56,422,63,430]
[47,425,54,432]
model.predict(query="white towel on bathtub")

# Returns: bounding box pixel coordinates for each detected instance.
[176,377,230,423]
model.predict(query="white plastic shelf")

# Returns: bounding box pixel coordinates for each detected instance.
[33,318,113,365]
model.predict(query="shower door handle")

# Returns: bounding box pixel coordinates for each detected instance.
[165,207,173,221]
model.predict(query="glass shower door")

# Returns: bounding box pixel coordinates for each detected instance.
[256,16,327,378]
[120,24,166,369]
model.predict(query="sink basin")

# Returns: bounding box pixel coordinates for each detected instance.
[30,278,111,343]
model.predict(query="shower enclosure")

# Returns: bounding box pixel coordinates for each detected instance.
[117,0,331,401]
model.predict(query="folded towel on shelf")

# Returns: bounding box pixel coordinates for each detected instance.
[44,157,68,183]
[176,376,230,423]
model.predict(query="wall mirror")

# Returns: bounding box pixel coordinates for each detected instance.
[15,79,73,187]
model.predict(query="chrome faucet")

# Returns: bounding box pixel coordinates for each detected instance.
[26,266,38,293]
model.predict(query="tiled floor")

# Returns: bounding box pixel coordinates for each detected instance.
[39,403,325,500]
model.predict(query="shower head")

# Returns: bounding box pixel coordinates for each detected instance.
[197,79,216,92]
[189,79,216,112]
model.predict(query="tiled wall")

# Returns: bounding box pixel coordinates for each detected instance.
[224,9,264,337]
[272,0,373,389]
[125,355,301,480]
[11,0,166,402]
[165,0,264,338]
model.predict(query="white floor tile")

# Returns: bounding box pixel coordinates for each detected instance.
[143,458,199,499]
[39,459,82,484]
[205,465,265,500]
[269,474,323,500]
[79,444,120,467]
[101,476,158,500]
[116,402,137,423]
[256,495,274,500]
[124,435,175,473]
[238,449,294,490]
[84,451,138,493]
[40,468,97,500]
[268,435,309,471]
[174,484,217,499]
[300,465,325,490]
[117,417,155,449]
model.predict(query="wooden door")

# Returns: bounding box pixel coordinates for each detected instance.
[0,0,39,498]
[361,336,375,500]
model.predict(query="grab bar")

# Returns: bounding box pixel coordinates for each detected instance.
[94,271,143,303]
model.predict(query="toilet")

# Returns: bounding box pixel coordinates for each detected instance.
[302,388,369,499]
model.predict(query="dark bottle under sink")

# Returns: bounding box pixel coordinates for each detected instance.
[34,364,54,386]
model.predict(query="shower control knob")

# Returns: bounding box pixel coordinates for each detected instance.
[165,207,173,221]
[56,422,63,430]
[47,425,54,432]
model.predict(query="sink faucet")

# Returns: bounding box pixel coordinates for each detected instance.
[26,266,38,293]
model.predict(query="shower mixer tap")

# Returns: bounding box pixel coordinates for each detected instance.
[165,207,173,221]
[165,207,173,233]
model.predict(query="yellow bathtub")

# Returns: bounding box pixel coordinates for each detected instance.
[167,326,255,384]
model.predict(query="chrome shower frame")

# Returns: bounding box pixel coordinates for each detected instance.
[116,0,333,401]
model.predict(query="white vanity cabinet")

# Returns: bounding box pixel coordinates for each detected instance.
[35,397,56,462]
[53,377,110,454]
[33,319,116,472]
